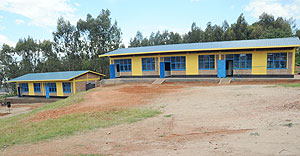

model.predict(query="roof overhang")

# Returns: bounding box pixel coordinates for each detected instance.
[99,45,300,58]
[7,70,106,83]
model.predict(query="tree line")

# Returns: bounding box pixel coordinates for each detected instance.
[129,13,299,46]
[0,9,122,92]
[0,11,300,92]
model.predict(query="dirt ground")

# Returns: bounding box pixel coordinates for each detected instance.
[1,82,300,156]
[0,103,43,119]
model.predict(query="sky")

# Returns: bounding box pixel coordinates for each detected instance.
[0,0,300,47]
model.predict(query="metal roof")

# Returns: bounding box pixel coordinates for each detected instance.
[100,37,300,57]
[8,70,104,82]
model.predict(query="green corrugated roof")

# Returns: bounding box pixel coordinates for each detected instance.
[101,37,300,57]
[8,70,103,82]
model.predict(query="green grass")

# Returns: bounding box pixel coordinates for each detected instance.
[164,114,173,117]
[0,90,161,148]
[249,132,260,136]
[283,123,293,128]
[279,83,300,87]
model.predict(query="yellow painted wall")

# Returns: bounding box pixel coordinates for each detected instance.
[110,48,295,76]
[41,83,45,96]
[186,53,198,75]
[292,48,296,75]
[28,83,34,95]
[132,56,142,76]
[73,80,76,94]
[56,82,63,96]
[252,51,267,75]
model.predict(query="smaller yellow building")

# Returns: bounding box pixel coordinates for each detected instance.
[8,70,105,98]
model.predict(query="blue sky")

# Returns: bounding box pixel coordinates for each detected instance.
[0,0,299,47]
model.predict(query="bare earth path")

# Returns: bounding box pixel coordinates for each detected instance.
[1,83,300,156]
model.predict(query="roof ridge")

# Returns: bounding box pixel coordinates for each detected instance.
[120,37,299,50]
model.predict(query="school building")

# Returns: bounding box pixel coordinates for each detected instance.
[8,70,105,98]
[100,37,300,78]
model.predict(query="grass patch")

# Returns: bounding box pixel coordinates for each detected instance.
[249,132,260,136]
[0,108,160,147]
[164,114,173,118]
[279,83,300,88]
[264,85,277,88]
[0,89,161,148]
[283,123,293,128]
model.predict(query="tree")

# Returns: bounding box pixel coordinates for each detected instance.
[295,30,300,39]
[183,22,204,43]
[53,17,81,71]
[231,13,249,40]
[15,37,40,74]
[129,31,143,47]
[0,44,19,93]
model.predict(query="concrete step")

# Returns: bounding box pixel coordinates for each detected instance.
[219,78,232,85]
[152,78,166,85]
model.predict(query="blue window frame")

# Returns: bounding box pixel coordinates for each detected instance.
[34,83,41,92]
[267,53,287,69]
[63,82,71,93]
[199,55,215,70]
[142,58,155,71]
[47,83,57,93]
[226,54,252,69]
[164,56,186,70]
[19,83,29,92]
[114,59,132,72]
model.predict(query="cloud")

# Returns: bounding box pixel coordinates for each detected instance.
[74,2,80,7]
[0,34,15,47]
[0,25,5,31]
[245,0,300,20]
[0,0,79,27]
[15,19,24,25]
[190,0,200,2]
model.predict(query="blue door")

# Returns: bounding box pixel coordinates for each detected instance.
[217,60,226,78]
[17,87,22,97]
[160,62,165,78]
[109,64,115,79]
[45,85,50,99]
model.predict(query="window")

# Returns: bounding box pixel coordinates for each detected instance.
[164,56,186,70]
[63,82,71,93]
[226,54,252,69]
[19,83,29,92]
[267,53,287,69]
[142,58,155,71]
[114,59,132,72]
[34,83,41,92]
[199,55,215,70]
[47,83,57,93]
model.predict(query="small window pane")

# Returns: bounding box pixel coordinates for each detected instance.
[171,63,175,69]
[199,56,204,61]
[226,54,233,60]
[234,62,239,69]
[281,53,287,61]
[280,61,286,68]
[267,61,273,68]
[171,57,175,62]
[205,62,209,69]
[204,56,209,61]
[246,61,252,68]
[199,62,204,69]
[274,53,280,61]
[274,61,280,68]
[241,62,246,68]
